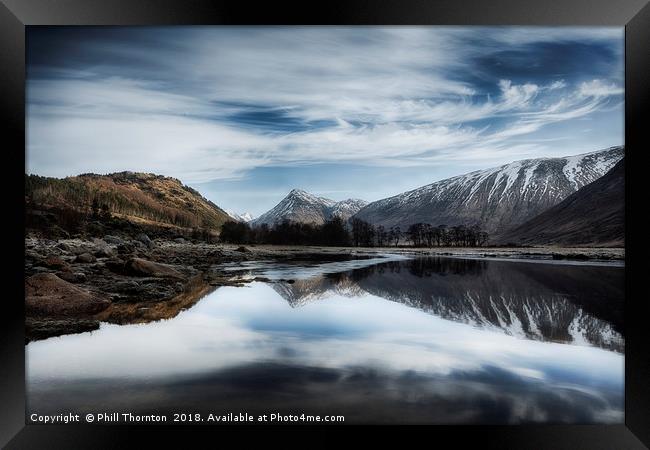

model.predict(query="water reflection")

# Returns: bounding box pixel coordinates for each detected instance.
[27,257,624,424]
[272,257,624,352]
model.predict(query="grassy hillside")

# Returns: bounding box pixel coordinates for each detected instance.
[25,172,230,232]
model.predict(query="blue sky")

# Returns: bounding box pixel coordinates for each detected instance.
[26,27,624,216]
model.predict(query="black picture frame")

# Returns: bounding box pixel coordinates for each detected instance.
[1,0,648,447]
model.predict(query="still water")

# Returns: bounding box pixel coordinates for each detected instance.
[26,256,624,424]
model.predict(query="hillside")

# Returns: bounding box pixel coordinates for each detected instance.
[353,146,623,235]
[498,159,624,247]
[25,171,231,232]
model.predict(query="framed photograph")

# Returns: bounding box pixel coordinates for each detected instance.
[2,0,648,447]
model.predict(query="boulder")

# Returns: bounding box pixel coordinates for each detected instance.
[56,271,87,283]
[75,252,97,263]
[117,243,135,254]
[132,240,147,250]
[71,245,93,256]
[103,235,124,245]
[25,273,110,316]
[135,233,153,248]
[26,250,46,261]
[112,279,142,293]
[42,256,70,272]
[105,257,127,274]
[94,246,116,258]
[125,258,184,279]
[56,242,73,252]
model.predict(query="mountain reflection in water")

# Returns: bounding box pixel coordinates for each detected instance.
[272,257,624,352]
[27,256,624,424]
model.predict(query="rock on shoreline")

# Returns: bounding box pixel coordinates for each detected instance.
[25,273,110,316]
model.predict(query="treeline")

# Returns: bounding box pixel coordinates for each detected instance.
[220,217,489,247]
[221,217,352,246]
[404,222,489,247]
[27,193,219,243]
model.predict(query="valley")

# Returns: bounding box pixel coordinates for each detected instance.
[24,146,625,342]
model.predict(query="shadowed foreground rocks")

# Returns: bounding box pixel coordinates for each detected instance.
[25,273,111,342]
[24,233,254,342]
[25,273,110,316]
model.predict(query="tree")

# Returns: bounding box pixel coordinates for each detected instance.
[407,223,423,247]
[220,221,251,243]
[440,225,452,246]
[433,226,443,246]
[91,198,100,219]
[351,218,363,247]
[376,225,387,247]
[100,203,111,221]
[361,221,376,247]
[423,223,434,247]
[391,226,401,246]
[321,216,351,246]
[350,218,375,247]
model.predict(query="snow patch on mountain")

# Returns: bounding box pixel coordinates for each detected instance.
[252,189,368,226]
[353,146,624,234]
[226,210,255,222]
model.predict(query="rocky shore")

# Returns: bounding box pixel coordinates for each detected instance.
[25,234,624,343]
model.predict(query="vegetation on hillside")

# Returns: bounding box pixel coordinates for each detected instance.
[25,172,230,232]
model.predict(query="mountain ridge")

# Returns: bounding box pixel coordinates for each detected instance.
[251,189,368,227]
[352,146,624,235]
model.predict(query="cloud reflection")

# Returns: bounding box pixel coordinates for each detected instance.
[27,278,623,423]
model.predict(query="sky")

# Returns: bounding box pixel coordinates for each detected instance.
[26,26,624,217]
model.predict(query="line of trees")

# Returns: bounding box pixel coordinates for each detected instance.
[220,217,489,247]
[405,222,489,247]
[220,216,352,246]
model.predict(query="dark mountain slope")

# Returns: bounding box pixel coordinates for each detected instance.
[498,159,624,247]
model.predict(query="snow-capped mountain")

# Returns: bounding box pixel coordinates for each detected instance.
[226,210,255,223]
[329,198,369,220]
[251,189,368,226]
[239,212,254,222]
[353,146,624,235]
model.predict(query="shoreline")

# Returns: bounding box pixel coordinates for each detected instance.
[24,235,624,343]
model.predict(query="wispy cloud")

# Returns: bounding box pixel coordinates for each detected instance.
[26,26,624,207]
[578,79,624,97]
